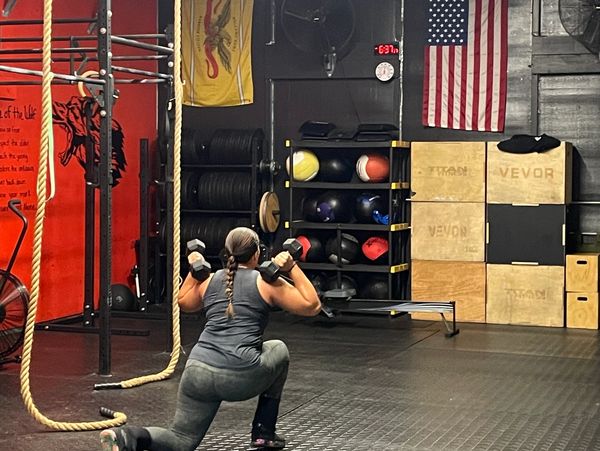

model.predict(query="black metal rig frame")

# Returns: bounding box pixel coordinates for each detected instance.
[0,2,173,375]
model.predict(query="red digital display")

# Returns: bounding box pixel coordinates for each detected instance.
[373,43,399,56]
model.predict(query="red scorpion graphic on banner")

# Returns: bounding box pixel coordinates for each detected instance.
[203,0,233,79]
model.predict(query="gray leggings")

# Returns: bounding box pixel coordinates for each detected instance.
[146,340,290,451]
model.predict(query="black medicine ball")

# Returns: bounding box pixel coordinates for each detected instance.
[316,191,352,223]
[319,157,354,182]
[355,193,388,224]
[325,233,360,264]
[301,195,320,222]
[110,284,136,311]
[325,274,357,292]
[307,272,328,295]
[358,275,389,300]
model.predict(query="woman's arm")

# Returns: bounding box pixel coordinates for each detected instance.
[259,252,321,317]
[178,252,213,312]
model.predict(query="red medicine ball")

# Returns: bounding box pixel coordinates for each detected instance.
[296,235,312,262]
[362,237,389,262]
[295,235,325,262]
[356,154,390,182]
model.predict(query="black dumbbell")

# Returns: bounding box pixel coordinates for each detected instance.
[258,238,302,283]
[187,239,211,282]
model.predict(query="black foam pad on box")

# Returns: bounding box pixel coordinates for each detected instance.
[497,134,561,154]
[299,121,336,138]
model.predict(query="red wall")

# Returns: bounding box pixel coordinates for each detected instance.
[0,1,157,322]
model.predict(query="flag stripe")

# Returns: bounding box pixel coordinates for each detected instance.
[435,46,443,127]
[498,0,508,131]
[422,47,431,126]
[447,46,455,128]
[490,0,500,131]
[460,45,468,130]
[428,46,436,126]
[484,0,495,131]
[422,0,508,132]
[471,0,481,131]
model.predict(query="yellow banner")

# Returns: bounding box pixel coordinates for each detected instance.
[182,0,254,107]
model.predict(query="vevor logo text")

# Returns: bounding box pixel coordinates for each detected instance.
[498,167,554,179]
[428,225,468,238]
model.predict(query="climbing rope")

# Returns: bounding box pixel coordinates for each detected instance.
[18,0,185,430]
[18,0,126,431]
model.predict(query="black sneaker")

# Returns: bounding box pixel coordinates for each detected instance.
[251,424,286,449]
[99,427,135,451]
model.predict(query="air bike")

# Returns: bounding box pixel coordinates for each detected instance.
[0,199,29,366]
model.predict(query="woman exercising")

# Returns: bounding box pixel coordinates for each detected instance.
[100,227,321,451]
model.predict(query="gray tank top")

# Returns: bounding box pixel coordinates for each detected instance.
[189,268,272,369]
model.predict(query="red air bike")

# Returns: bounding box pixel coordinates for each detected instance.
[0,199,29,366]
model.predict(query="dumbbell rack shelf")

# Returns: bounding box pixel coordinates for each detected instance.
[298,262,409,273]
[161,208,253,214]
[181,164,254,169]
[287,220,409,231]
[285,138,411,303]
[287,181,411,190]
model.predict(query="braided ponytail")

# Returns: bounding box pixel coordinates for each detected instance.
[225,255,238,319]
[223,226,260,319]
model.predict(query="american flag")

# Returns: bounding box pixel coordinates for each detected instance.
[422,0,508,132]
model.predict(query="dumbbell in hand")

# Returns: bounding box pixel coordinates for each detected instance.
[187,239,211,282]
[258,238,302,283]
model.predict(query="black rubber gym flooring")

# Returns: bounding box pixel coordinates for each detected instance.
[2,312,600,450]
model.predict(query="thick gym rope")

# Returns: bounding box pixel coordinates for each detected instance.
[18,0,184,430]
[18,0,126,430]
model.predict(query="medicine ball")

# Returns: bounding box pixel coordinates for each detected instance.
[362,237,389,264]
[326,233,360,264]
[295,235,326,262]
[356,153,390,182]
[307,272,328,295]
[358,275,389,300]
[286,149,319,181]
[319,157,354,182]
[355,193,388,224]
[301,195,320,222]
[110,284,136,311]
[316,191,352,223]
[325,274,357,292]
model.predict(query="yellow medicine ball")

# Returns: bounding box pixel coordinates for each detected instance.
[285,149,320,181]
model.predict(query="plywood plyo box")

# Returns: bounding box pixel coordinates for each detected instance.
[486,264,564,327]
[487,141,572,204]
[411,260,486,323]
[566,292,599,329]
[566,253,600,292]
[411,142,486,202]
[411,202,485,261]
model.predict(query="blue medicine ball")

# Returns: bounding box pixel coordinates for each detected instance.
[355,193,388,224]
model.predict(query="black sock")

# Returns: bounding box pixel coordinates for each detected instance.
[252,395,281,434]
[128,426,152,449]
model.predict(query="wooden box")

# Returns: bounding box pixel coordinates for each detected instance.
[487,141,572,204]
[410,260,486,323]
[411,202,485,262]
[566,253,600,292]
[566,292,599,329]
[411,142,486,202]
[486,204,566,266]
[486,264,564,327]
